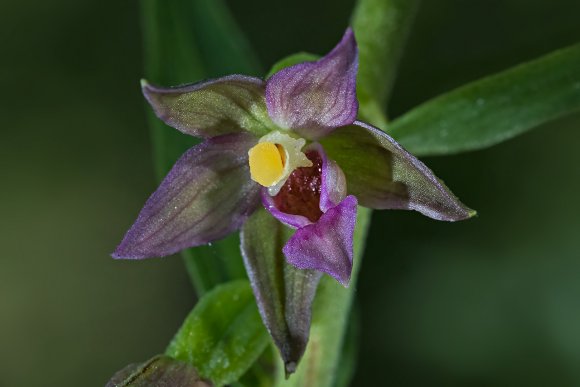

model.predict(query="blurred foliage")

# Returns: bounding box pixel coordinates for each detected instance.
[166,281,269,386]
[389,44,580,156]
[1,0,580,386]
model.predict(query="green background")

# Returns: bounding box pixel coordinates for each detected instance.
[1,0,580,385]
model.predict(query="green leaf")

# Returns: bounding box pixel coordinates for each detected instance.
[106,355,211,387]
[388,44,580,156]
[351,0,420,126]
[141,0,263,295]
[240,208,321,375]
[166,280,269,386]
[266,52,320,79]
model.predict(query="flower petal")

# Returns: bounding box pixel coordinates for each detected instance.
[142,75,272,138]
[265,28,358,139]
[283,196,358,287]
[240,208,321,376]
[113,133,260,259]
[321,121,475,221]
[315,143,347,212]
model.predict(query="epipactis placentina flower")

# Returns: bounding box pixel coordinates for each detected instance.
[113,27,474,371]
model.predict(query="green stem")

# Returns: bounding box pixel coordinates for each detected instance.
[352,0,420,126]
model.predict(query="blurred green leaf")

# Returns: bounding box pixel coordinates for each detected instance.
[333,305,360,387]
[107,355,212,387]
[181,234,245,296]
[352,0,420,126]
[141,0,263,295]
[233,346,280,387]
[188,1,262,77]
[166,280,269,386]
[389,44,580,156]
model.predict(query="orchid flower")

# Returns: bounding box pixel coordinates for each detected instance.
[113,28,473,287]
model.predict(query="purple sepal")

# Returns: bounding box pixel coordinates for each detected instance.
[265,28,358,139]
[113,133,260,259]
[283,196,357,287]
[142,75,271,138]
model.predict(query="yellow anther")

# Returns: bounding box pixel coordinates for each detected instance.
[276,144,286,166]
[248,142,285,186]
[248,131,312,194]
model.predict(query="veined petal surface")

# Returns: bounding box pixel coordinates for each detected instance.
[265,28,358,139]
[321,121,474,221]
[143,75,272,138]
[113,133,260,258]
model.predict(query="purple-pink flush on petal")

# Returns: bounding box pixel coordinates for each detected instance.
[283,195,358,287]
[265,28,358,140]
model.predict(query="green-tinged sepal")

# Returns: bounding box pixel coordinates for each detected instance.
[142,76,273,139]
[106,355,212,387]
[166,280,269,386]
[240,208,322,376]
[322,121,475,221]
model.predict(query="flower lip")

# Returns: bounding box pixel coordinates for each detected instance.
[273,150,324,223]
[261,144,348,229]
